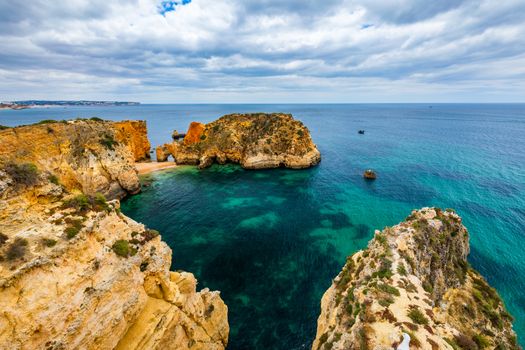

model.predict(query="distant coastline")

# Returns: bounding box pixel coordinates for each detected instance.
[0,100,140,110]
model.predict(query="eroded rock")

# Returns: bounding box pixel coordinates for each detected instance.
[312,208,520,350]
[162,113,321,169]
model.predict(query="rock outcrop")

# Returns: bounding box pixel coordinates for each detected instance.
[113,120,151,162]
[0,120,229,350]
[313,208,520,350]
[0,119,147,200]
[158,113,321,169]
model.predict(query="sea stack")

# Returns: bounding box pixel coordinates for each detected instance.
[312,207,519,350]
[157,113,321,169]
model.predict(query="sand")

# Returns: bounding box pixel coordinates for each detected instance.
[135,162,177,175]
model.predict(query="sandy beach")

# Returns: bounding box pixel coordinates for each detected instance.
[135,162,177,174]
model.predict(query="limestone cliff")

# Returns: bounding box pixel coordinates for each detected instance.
[157,113,321,169]
[113,120,151,162]
[0,119,148,200]
[0,120,228,350]
[313,208,520,350]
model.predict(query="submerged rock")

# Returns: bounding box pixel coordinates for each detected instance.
[161,113,321,169]
[312,207,520,350]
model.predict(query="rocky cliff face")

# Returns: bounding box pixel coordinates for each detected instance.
[313,208,520,350]
[0,120,228,350]
[157,113,321,169]
[0,119,148,200]
[113,120,151,162]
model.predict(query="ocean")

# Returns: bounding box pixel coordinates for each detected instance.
[2,104,524,348]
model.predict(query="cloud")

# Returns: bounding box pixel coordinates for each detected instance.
[0,0,524,102]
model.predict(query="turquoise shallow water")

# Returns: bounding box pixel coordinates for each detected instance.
[2,104,525,348]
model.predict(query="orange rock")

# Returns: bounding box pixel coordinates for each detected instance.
[113,120,151,162]
[183,122,205,145]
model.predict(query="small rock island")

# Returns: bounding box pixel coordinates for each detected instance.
[156,113,321,169]
[312,208,519,350]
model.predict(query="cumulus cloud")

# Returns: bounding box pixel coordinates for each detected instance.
[0,0,524,102]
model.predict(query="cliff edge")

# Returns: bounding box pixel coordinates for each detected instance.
[0,120,228,350]
[0,119,150,200]
[313,208,520,350]
[156,113,321,169]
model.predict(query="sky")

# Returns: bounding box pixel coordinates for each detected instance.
[0,0,524,103]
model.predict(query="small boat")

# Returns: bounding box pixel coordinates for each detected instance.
[358,130,365,134]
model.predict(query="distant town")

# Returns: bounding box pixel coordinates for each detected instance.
[0,100,140,109]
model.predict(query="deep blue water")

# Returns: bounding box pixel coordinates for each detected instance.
[2,104,525,348]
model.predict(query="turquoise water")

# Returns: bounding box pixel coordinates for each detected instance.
[2,104,525,348]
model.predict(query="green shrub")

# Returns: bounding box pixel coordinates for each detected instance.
[375,233,387,245]
[318,332,329,346]
[99,134,119,150]
[48,174,60,185]
[371,257,393,280]
[423,280,434,293]
[63,194,90,212]
[62,193,110,213]
[397,263,407,276]
[4,162,39,186]
[346,303,353,315]
[407,307,429,325]
[377,283,400,296]
[0,125,11,130]
[112,240,137,258]
[36,119,58,124]
[444,338,460,350]
[42,238,57,247]
[378,296,394,307]
[473,334,490,349]
[94,193,110,212]
[65,226,81,239]
[90,117,104,122]
[6,237,28,261]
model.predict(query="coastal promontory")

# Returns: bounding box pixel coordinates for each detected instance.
[0,119,229,350]
[312,208,519,349]
[0,119,150,199]
[156,113,321,169]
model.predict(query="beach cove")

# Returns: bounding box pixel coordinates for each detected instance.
[2,103,525,348]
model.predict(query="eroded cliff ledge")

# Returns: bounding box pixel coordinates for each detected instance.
[0,119,150,200]
[0,120,228,350]
[156,113,321,169]
[313,208,520,350]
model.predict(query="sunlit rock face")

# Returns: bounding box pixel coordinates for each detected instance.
[312,208,520,350]
[158,113,321,169]
[0,119,149,199]
[0,119,229,350]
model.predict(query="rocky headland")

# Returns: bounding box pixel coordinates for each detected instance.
[312,208,520,350]
[0,119,228,350]
[156,113,321,169]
